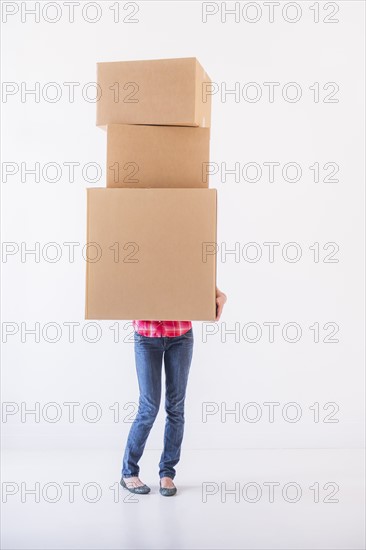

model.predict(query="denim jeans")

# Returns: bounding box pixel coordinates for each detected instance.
[122,328,194,480]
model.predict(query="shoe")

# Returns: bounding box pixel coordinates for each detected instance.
[159,479,177,497]
[120,477,151,494]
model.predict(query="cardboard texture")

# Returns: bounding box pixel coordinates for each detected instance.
[97,57,211,128]
[85,188,217,320]
[106,124,210,188]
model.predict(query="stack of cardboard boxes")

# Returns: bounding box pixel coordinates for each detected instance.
[85,58,217,321]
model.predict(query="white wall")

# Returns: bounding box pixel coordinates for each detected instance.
[1,0,364,451]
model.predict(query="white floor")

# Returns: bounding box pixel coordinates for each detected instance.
[1,449,364,550]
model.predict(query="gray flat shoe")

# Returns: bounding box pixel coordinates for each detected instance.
[159,480,177,497]
[120,477,151,494]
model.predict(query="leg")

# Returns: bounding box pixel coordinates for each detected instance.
[159,328,194,480]
[122,332,164,478]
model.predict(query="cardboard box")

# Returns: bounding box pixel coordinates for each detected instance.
[107,124,210,188]
[97,57,211,128]
[85,188,217,320]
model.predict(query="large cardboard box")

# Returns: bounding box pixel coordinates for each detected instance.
[97,57,211,128]
[85,188,217,320]
[106,124,210,188]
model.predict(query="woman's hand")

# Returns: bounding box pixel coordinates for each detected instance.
[215,287,227,321]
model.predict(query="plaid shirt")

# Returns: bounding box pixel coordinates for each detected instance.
[132,320,192,337]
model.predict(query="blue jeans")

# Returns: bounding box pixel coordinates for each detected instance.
[122,328,194,480]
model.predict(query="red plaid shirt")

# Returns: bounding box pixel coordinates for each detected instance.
[132,320,192,337]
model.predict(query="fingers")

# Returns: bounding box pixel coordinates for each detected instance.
[215,300,223,321]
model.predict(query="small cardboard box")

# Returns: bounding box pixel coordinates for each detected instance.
[85,188,217,320]
[106,124,210,188]
[97,57,211,128]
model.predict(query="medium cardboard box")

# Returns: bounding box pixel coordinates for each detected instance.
[106,124,210,188]
[97,57,211,128]
[85,188,217,320]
